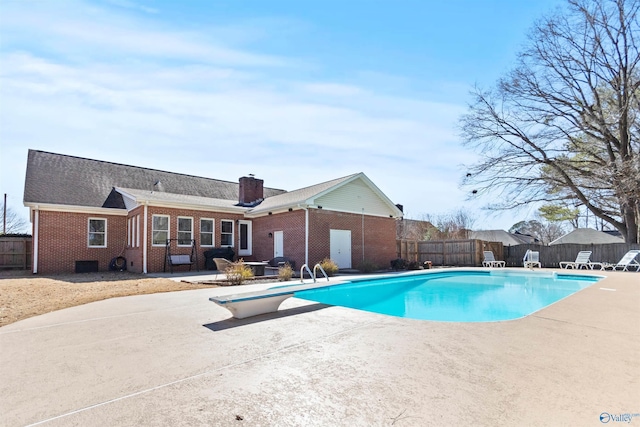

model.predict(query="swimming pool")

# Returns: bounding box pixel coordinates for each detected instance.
[294,270,602,322]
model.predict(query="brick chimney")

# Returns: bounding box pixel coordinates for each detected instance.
[238,176,264,206]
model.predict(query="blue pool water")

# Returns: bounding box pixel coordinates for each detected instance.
[294,270,602,322]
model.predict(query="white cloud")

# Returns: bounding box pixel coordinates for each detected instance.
[0,0,512,231]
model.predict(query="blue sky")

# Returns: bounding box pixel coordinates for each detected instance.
[0,0,564,232]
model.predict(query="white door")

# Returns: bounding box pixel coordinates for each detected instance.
[238,220,252,256]
[330,229,351,268]
[273,231,284,258]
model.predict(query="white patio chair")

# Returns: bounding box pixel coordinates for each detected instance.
[482,251,505,267]
[559,251,592,269]
[602,250,640,272]
[523,250,541,268]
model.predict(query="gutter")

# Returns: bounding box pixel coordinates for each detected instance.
[33,206,39,274]
[143,202,148,274]
[298,204,309,266]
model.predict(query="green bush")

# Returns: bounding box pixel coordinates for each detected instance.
[390,258,408,270]
[278,263,294,281]
[357,259,379,273]
[407,261,422,270]
[225,259,254,285]
[319,258,339,276]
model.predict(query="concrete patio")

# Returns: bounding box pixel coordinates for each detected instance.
[0,269,638,426]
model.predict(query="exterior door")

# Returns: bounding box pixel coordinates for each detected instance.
[238,220,252,256]
[330,229,351,268]
[273,231,284,258]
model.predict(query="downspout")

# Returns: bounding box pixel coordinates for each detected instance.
[33,206,39,274]
[299,204,309,266]
[142,202,148,274]
[362,208,365,263]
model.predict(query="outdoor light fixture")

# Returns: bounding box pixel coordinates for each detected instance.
[268,232,273,238]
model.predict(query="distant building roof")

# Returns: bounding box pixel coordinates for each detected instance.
[548,228,625,245]
[469,230,531,246]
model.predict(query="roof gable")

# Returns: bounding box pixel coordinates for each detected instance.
[313,175,399,217]
[248,173,402,218]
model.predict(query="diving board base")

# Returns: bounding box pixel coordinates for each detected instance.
[210,294,294,319]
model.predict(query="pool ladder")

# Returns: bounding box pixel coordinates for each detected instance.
[300,263,330,283]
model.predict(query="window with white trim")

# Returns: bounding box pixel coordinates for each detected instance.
[136,215,140,247]
[177,217,193,246]
[88,218,107,248]
[152,215,169,246]
[127,218,132,247]
[131,217,136,247]
[200,218,214,247]
[220,220,234,247]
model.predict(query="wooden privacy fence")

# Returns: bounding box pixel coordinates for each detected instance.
[504,243,640,268]
[397,239,504,267]
[397,239,639,268]
[0,236,32,270]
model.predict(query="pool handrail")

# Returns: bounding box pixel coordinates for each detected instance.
[313,264,330,282]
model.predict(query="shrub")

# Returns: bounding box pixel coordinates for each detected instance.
[407,261,422,270]
[278,263,294,281]
[390,258,408,270]
[357,259,379,273]
[319,258,339,276]
[225,259,254,285]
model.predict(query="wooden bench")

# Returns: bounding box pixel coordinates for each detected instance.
[209,282,332,319]
[168,254,193,273]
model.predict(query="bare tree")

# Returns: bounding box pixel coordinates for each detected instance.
[422,209,476,240]
[0,203,29,234]
[460,0,640,243]
[509,219,567,244]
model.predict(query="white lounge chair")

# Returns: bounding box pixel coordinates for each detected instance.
[482,251,505,267]
[602,250,640,272]
[523,250,541,268]
[559,251,592,269]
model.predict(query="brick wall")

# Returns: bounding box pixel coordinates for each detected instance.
[35,211,127,274]
[308,209,397,269]
[251,210,306,267]
[35,206,398,274]
[144,207,245,273]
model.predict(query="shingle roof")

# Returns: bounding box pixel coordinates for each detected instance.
[23,150,286,208]
[116,187,242,211]
[548,228,625,245]
[469,230,531,246]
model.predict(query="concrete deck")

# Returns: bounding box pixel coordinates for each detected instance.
[1,269,638,426]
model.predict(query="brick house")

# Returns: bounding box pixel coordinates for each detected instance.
[23,150,403,274]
